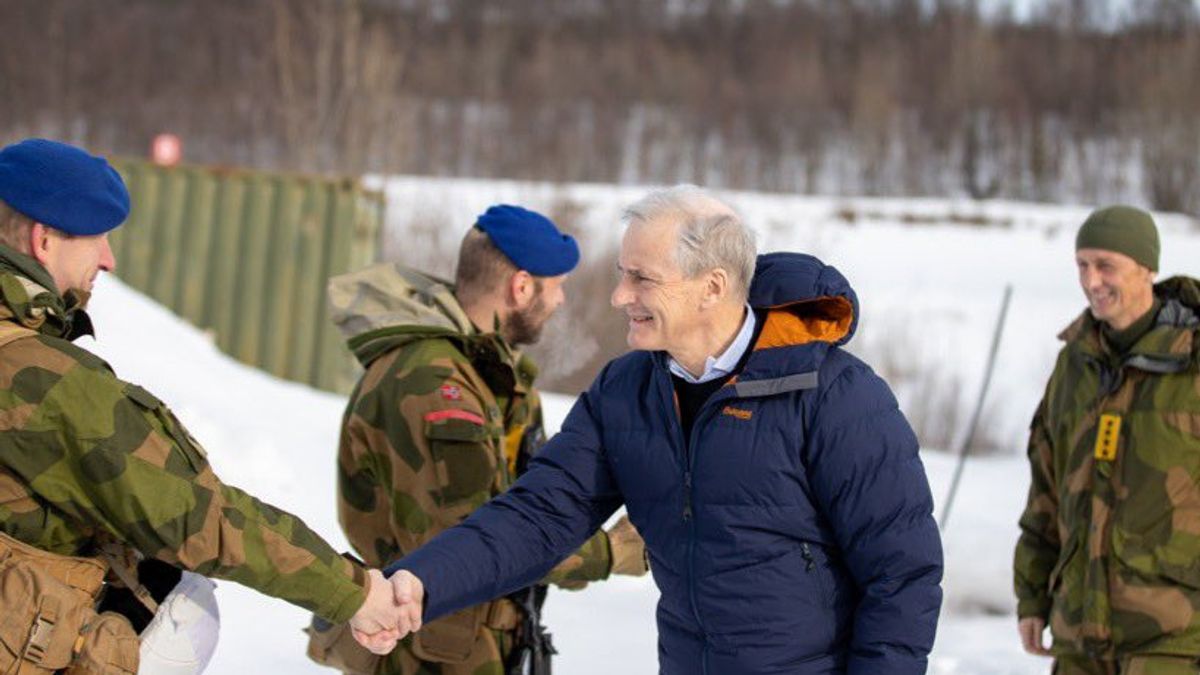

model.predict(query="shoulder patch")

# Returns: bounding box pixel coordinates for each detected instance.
[439,384,463,401]
[424,409,490,443]
[424,409,485,426]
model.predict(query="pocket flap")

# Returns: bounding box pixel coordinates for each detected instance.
[123,384,162,411]
[410,604,485,664]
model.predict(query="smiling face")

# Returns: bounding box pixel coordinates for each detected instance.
[1076,247,1156,331]
[610,220,711,353]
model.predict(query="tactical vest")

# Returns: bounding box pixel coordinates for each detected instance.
[0,322,141,674]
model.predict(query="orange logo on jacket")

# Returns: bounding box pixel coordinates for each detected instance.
[722,406,753,421]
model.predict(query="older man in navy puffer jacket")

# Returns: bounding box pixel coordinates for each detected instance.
[379,186,944,674]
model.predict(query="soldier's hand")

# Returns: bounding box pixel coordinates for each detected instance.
[351,626,399,656]
[348,569,402,654]
[554,578,589,591]
[1018,616,1051,656]
[389,569,425,636]
[607,515,649,577]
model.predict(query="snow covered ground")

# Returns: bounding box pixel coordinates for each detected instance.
[77,188,1200,673]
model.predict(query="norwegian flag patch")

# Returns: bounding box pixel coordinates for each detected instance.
[439,384,463,401]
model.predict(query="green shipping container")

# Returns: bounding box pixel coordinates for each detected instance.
[108,158,383,393]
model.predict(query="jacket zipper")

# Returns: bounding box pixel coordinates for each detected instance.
[1083,353,1129,650]
[684,418,706,675]
[676,393,707,644]
[673,379,740,670]
[801,542,816,571]
[683,471,692,520]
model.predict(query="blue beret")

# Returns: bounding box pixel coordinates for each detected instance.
[475,204,579,276]
[0,138,130,236]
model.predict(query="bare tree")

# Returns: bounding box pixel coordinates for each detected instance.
[2,0,1198,211]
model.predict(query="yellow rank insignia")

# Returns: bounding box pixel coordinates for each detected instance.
[1094,413,1121,461]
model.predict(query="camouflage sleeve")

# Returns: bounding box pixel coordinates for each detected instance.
[1014,392,1060,620]
[337,348,499,569]
[34,360,367,623]
[542,529,611,588]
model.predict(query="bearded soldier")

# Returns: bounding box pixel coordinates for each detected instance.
[308,205,647,675]
[1016,205,1200,674]
[0,139,403,675]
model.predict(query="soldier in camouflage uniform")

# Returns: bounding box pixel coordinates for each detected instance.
[0,139,405,674]
[319,206,647,675]
[1015,205,1200,674]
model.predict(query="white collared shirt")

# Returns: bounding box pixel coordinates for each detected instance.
[668,304,757,384]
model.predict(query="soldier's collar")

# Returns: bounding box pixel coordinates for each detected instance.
[1068,314,1194,375]
[460,331,538,394]
[0,244,60,298]
[0,245,93,341]
[515,353,539,389]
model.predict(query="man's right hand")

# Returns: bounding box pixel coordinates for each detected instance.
[1018,617,1051,656]
[348,569,402,654]
[389,569,425,636]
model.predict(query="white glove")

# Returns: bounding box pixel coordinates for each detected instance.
[138,571,221,674]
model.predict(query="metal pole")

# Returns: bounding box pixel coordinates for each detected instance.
[939,284,1013,531]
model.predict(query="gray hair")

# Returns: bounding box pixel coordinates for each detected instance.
[622,185,757,302]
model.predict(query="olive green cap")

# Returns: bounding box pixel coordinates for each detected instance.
[1076,204,1159,271]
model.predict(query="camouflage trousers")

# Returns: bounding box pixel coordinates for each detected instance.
[378,628,514,675]
[1053,654,1200,674]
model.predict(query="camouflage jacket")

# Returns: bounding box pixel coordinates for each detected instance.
[330,263,611,584]
[0,246,367,623]
[1015,276,1200,659]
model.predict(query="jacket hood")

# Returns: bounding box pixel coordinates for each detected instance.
[728,252,859,385]
[748,252,858,347]
[327,262,476,366]
[0,244,93,340]
[1155,276,1200,324]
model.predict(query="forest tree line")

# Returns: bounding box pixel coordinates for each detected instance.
[2,0,1199,211]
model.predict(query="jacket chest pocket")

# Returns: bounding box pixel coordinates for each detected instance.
[1156,409,1200,467]
[1114,409,1200,537]
[424,412,498,508]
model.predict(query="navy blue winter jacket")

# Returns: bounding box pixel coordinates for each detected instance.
[391,252,944,674]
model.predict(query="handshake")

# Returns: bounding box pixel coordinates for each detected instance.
[335,515,648,657]
[346,569,427,655]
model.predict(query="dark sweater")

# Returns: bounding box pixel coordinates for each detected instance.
[1102,297,1162,356]
[672,310,764,442]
